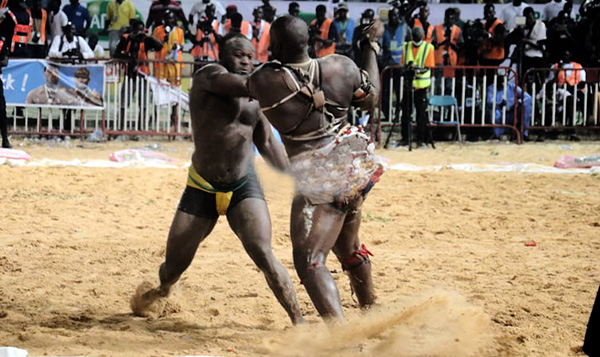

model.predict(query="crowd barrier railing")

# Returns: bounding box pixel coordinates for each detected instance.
[6,57,210,139]
[377,65,521,144]
[521,67,600,136]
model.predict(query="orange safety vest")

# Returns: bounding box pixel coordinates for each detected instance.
[413,18,433,44]
[191,19,219,61]
[152,25,184,85]
[122,33,149,74]
[434,24,460,66]
[482,18,504,60]
[7,10,32,52]
[251,20,270,63]
[553,62,584,86]
[224,19,251,37]
[311,18,335,58]
[26,8,47,44]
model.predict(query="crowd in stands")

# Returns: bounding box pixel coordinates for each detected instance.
[1,0,599,142]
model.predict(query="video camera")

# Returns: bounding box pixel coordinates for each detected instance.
[198,17,213,35]
[388,0,413,17]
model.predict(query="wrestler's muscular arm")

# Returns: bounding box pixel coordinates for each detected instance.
[192,64,249,97]
[253,111,289,172]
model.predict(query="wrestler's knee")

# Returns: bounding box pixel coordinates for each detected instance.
[244,241,277,272]
[293,248,327,279]
[337,244,373,271]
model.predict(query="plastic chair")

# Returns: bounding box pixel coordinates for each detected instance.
[428,95,462,147]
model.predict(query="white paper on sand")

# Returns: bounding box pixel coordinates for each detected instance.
[0,347,28,357]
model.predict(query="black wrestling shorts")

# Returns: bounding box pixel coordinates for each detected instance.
[177,170,265,219]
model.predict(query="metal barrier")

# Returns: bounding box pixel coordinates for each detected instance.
[376,65,521,144]
[522,67,600,136]
[6,57,201,139]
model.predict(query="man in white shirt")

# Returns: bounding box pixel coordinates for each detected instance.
[500,0,528,31]
[520,7,546,81]
[542,0,564,22]
[189,0,225,33]
[48,22,94,60]
[48,0,68,44]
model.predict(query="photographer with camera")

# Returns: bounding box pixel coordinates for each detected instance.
[407,2,433,44]
[26,0,47,59]
[309,4,338,58]
[481,4,506,70]
[402,26,435,149]
[191,3,220,64]
[114,20,163,129]
[512,7,546,85]
[352,8,374,68]
[48,22,94,61]
[252,7,270,62]
[432,8,463,77]
[152,10,184,86]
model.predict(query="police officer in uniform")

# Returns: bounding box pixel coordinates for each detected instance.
[0,0,32,148]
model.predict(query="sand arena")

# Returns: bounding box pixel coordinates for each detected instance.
[0,139,598,356]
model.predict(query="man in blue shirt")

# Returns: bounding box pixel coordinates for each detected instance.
[486,80,532,140]
[62,0,90,37]
[381,7,410,134]
[333,2,354,59]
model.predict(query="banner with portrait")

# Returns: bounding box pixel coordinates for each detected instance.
[3,59,105,109]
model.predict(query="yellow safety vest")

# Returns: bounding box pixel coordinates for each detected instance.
[403,42,433,89]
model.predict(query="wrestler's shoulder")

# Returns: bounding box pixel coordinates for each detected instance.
[318,55,359,72]
[194,63,227,77]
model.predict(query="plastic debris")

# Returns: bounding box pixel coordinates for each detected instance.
[554,154,600,169]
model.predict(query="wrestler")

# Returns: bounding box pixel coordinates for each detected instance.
[135,34,304,325]
[245,16,384,321]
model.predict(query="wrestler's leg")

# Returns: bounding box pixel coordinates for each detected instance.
[332,205,376,308]
[157,210,218,296]
[291,195,347,322]
[227,198,305,325]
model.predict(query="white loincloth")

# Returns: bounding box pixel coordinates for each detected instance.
[289,126,386,205]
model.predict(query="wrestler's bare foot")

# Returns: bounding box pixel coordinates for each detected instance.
[130,281,179,319]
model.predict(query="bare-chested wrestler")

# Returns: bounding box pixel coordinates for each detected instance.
[244,16,384,322]
[135,34,304,325]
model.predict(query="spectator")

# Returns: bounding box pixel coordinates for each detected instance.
[351,8,374,68]
[114,19,163,129]
[453,7,465,30]
[309,4,337,58]
[189,0,225,33]
[4,0,31,59]
[104,0,137,57]
[223,12,252,40]
[27,0,47,59]
[480,3,506,68]
[87,33,104,57]
[146,0,188,33]
[547,49,585,86]
[47,0,68,44]
[485,77,532,140]
[327,0,343,19]
[432,8,463,69]
[152,10,185,86]
[260,0,276,23]
[48,22,94,60]
[62,0,90,37]
[546,10,575,64]
[542,0,565,22]
[500,0,528,32]
[333,2,354,58]
[401,26,435,148]
[190,3,220,63]
[251,7,270,62]
[0,0,32,148]
[519,6,546,86]
[381,7,410,126]
[382,7,410,66]
[288,2,300,17]
[408,4,433,44]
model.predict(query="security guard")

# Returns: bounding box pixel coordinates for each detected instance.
[402,26,435,148]
[0,0,32,148]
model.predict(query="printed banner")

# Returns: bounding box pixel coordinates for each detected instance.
[2,59,105,109]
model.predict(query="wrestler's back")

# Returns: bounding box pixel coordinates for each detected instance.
[251,55,361,157]
[189,66,260,187]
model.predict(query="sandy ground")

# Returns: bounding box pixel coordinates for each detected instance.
[1,138,599,356]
